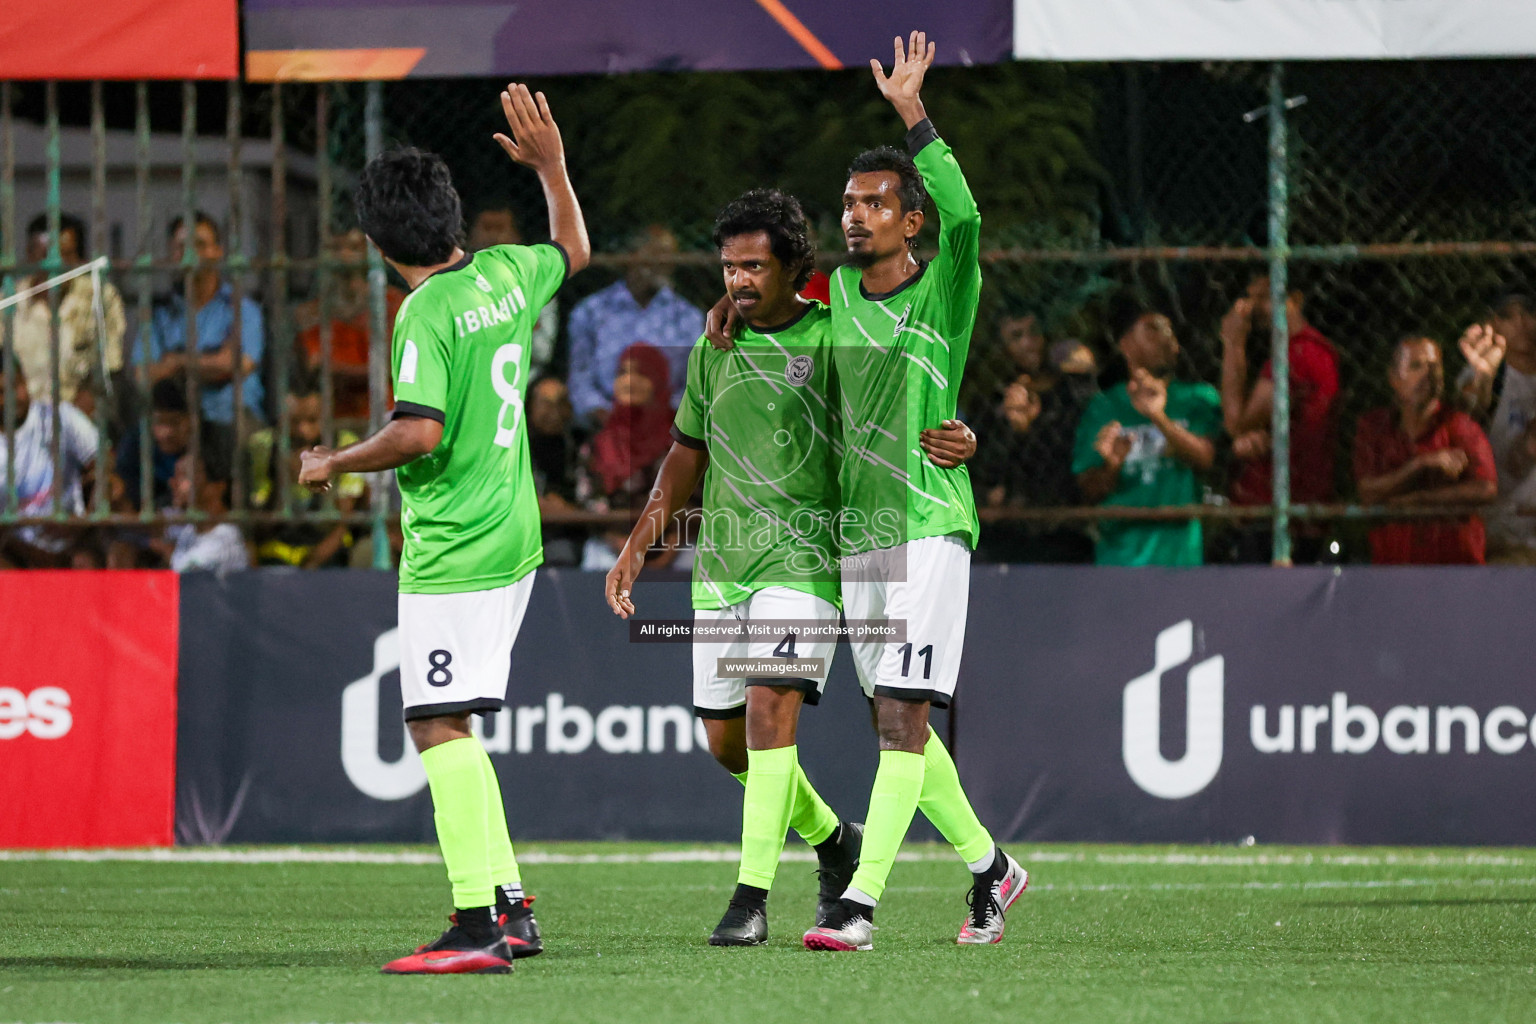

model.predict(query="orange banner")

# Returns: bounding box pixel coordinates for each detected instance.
[0,0,238,80]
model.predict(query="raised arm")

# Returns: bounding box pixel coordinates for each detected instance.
[494,83,590,275]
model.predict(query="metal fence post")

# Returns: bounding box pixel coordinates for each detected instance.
[365,80,391,570]
[1267,62,1292,567]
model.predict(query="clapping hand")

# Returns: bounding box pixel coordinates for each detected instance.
[1459,323,1506,381]
[1095,421,1132,468]
[1127,367,1168,421]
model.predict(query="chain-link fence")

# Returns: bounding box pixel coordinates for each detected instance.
[3,60,1534,569]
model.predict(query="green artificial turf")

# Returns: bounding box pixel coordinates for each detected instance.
[1,843,1533,1023]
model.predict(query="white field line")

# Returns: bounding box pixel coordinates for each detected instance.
[0,847,1529,869]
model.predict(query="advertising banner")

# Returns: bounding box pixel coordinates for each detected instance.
[1013,0,1536,61]
[0,0,238,80]
[243,0,1011,81]
[959,567,1536,845]
[0,571,180,847]
[176,570,924,844]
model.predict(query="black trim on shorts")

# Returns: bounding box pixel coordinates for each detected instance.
[694,704,747,720]
[871,685,950,710]
[404,697,504,722]
[745,677,822,706]
[392,401,446,424]
[540,241,573,280]
[670,424,708,450]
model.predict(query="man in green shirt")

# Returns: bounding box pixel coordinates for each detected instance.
[298,83,590,975]
[1072,306,1221,566]
[606,188,976,947]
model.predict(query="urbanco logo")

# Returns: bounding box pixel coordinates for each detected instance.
[1122,620,1224,799]
[340,629,713,801]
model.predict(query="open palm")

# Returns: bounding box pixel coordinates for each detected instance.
[871,31,935,108]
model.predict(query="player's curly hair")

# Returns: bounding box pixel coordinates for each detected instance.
[710,188,816,291]
[354,147,462,267]
[848,145,928,227]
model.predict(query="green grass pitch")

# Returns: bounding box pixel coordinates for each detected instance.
[1,842,1533,1023]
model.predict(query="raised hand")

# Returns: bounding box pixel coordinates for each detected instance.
[1127,367,1168,421]
[1459,323,1506,381]
[1221,297,1254,348]
[1095,421,1132,468]
[870,31,935,128]
[494,83,565,175]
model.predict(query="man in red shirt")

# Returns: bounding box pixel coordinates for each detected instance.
[1220,274,1340,561]
[1354,337,1497,564]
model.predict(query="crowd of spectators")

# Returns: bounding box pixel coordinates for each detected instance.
[0,205,1527,572]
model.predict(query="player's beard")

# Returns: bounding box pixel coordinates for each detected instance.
[846,243,880,268]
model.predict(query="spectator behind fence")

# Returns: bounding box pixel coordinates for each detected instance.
[0,365,107,567]
[156,442,250,575]
[1220,272,1340,561]
[1073,307,1221,566]
[114,378,233,512]
[1455,294,1536,564]
[467,200,560,380]
[246,381,366,568]
[1355,337,1496,565]
[969,312,1097,562]
[526,374,584,566]
[576,342,680,570]
[567,225,703,427]
[293,227,403,423]
[148,211,266,428]
[3,213,126,421]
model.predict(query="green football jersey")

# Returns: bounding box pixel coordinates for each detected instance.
[672,301,842,610]
[390,243,568,594]
[830,131,982,556]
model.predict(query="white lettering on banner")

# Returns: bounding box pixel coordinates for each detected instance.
[340,630,427,801]
[1249,699,1536,757]
[1122,621,1224,800]
[339,630,710,801]
[0,686,72,740]
[1013,0,1536,61]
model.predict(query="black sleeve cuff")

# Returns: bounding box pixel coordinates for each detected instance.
[391,401,446,424]
[670,424,707,451]
[543,241,572,280]
[905,118,939,156]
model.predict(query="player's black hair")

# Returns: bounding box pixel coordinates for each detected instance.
[847,146,928,217]
[26,211,90,258]
[150,377,189,415]
[1109,300,1161,343]
[710,188,816,291]
[167,210,221,245]
[354,147,463,267]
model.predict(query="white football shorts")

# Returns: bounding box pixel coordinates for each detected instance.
[398,572,536,721]
[692,586,838,718]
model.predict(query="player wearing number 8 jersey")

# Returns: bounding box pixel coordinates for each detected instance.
[298,83,590,975]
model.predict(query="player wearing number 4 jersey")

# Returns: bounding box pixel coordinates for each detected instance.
[708,32,1028,952]
[298,83,590,975]
[606,189,977,947]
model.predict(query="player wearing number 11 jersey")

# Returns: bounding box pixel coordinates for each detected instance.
[298,83,590,975]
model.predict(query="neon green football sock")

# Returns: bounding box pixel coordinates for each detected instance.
[420,737,495,909]
[737,745,798,889]
[847,749,926,903]
[730,765,837,847]
[918,727,995,866]
[481,747,521,891]
[790,761,840,848]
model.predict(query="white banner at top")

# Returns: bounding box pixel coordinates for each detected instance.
[1014,0,1536,60]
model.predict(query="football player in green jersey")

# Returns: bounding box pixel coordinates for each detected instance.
[710,34,1028,953]
[298,83,589,975]
[605,188,976,947]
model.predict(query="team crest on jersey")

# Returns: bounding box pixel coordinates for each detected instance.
[475,274,493,293]
[784,354,814,387]
[893,303,912,340]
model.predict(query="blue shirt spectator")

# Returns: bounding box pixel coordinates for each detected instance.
[567,226,703,425]
[148,212,265,426]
